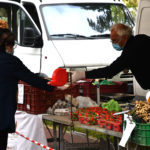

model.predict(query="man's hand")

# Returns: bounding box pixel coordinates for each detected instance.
[71,71,85,82]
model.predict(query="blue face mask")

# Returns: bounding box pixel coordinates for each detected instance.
[112,43,124,51]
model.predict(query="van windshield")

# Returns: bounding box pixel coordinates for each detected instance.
[41,3,134,39]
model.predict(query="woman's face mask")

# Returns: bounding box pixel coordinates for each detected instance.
[5,45,14,55]
[6,49,14,55]
[112,43,124,51]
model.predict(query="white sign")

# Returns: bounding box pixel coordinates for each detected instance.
[119,114,136,147]
[17,84,24,104]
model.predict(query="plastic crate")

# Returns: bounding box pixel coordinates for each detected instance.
[17,81,80,114]
[130,122,150,146]
[78,79,97,101]
[76,79,128,101]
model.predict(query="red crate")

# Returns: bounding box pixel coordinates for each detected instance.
[17,81,80,114]
[100,81,128,94]
[77,79,97,100]
[76,79,128,101]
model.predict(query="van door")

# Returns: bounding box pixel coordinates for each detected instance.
[135,0,150,35]
[0,1,42,73]
[134,0,150,96]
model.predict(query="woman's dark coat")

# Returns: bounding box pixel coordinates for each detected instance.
[0,52,55,132]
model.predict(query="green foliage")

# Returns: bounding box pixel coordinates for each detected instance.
[74,127,107,139]
[123,0,139,8]
[102,99,122,112]
[123,0,139,20]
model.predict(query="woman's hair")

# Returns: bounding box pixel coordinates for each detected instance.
[0,28,15,52]
[111,23,132,38]
[4,33,15,47]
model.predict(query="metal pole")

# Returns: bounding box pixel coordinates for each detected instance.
[96,79,100,105]
[69,72,73,121]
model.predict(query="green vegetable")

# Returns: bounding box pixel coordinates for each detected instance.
[100,80,115,85]
[102,99,122,112]
[92,80,115,86]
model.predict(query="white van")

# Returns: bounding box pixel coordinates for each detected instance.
[133,0,150,96]
[0,0,134,80]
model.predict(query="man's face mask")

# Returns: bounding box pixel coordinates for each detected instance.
[112,43,124,51]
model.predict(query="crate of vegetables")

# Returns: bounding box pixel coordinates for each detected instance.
[98,99,123,132]
[78,107,102,125]
[97,110,122,132]
[128,101,150,146]
[129,122,150,146]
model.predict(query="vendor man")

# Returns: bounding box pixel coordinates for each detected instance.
[71,23,150,90]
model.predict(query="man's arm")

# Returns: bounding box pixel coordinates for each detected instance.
[72,54,127,82]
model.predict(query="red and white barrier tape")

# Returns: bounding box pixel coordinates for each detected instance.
[15,131,54,150]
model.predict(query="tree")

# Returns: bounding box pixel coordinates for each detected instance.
[123,0,139,20]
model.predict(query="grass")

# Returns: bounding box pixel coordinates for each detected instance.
[43,120,114,142]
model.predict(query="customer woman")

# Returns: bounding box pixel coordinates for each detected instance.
[0,29,56,150]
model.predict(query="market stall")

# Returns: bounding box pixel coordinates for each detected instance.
[12,78,150,150]
[42,113,122,150]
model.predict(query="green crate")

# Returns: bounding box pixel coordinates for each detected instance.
[130,122,150,146]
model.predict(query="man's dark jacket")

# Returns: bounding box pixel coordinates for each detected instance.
[0,52,55,132]
[86,34,150,90]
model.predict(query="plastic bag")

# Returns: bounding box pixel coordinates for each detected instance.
[76,96,99,108]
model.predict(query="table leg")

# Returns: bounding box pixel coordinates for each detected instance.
[59,124,64,150]
[70,127,73,144]
[53,122,57,149]
[106,135,110,150]
[114,137,118,150]
[85,129,89,145]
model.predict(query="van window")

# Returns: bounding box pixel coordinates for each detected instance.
[0,8,8,24]
[18,9,40,46]
[0,3,18,39]
[0,5,10,29]
[41,3,134,39]
[0,2,40,47]
[138,7,150,35]
[22,2,42,32]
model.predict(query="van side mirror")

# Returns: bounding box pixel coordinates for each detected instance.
[23,27,43,48]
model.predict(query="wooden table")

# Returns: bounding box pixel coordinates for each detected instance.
[43,114,123,150]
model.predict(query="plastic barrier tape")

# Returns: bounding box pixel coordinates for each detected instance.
[15,131,54,150]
